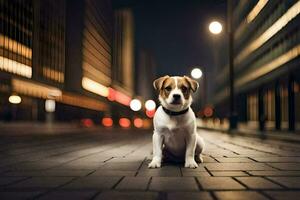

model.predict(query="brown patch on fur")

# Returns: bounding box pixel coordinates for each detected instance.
[153,75,169,90]
[160,77,175,99]
[183,76,199,92]
[177,77,192,100]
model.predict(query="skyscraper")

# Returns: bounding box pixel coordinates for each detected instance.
[213,0,300,132]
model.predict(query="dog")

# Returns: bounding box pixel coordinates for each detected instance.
[148,75,204,168]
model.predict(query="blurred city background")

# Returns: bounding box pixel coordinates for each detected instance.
[0,0,300,133]
[1,1,300,199]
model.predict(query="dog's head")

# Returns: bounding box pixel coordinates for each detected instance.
[153,75,199,112]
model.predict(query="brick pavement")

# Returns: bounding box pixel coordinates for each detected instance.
[0,129,300,200]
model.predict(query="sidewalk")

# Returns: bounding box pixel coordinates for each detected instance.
[0,122,102,135]
[0,129,300,199]
[200,127,300,144]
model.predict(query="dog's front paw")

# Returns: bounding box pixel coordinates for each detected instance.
[185,158,198,168]
[148,160,161,168]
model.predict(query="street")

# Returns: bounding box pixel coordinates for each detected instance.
[0,129,300,200]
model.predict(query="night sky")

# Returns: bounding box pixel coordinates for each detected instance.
[132,0,227,105]
[114,0,227,106]
[134,0,226,75]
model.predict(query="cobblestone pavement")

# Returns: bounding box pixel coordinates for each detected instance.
[0,129,300,200]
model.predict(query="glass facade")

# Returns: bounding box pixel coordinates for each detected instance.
[82,0,113,86]
[247,93,258,122]
[38,0,65,84]
[0,0,33,78]
[0,0,139,123]
[295,80,300,130]
[214,0,300,131]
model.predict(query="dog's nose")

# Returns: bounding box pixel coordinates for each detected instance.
[173,94,181,100]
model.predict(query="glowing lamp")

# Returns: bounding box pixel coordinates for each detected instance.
[45,99,56,112]
[191,68,203,79]
[115,91,131,106]
[133,118,143,128]
[108,88,116,101]
[142,119,152,129]
[102,117,113,127]
[203,106,214,117]
[209,21,223,34]
[130,99,142,111]
[81,118,94,127]
[81,77,109,97]
[119,118,131,128]
[8,95,21,104]
[146,109,155,118]
[145,100,156,111]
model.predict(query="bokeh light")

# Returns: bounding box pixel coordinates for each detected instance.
[130,99,142,111]
[145,100,156,111]
[209,21,222,34]
[191,68,203,79]
[8,95,21,104]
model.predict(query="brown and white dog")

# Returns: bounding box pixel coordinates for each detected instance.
[148,75,205,168]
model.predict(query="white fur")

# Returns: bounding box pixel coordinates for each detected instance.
[149,76,205,168]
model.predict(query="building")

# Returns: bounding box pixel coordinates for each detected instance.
[135,48,156,101]
[0,0,147,127]
[213,0,300,132]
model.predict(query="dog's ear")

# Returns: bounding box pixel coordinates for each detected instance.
[184,76,199,92]
[153,75,170,90]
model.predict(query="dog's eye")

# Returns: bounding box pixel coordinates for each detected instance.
[165,86,172,91]
[181,86,188,92]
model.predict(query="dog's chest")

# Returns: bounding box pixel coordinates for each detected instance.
[158,117,191,136]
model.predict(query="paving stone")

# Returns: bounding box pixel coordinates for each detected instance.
[108,157,146,163]
[94,191,159,200]
[215,157,254,163]
[100,162,142,171]
[137,169,181,177]
[263,191,300,200]
[0,177,28,186]
[204,163,275,171]
[149,177,198,191]
[251,157,300,162]
[197,177,245,190]
[267,177,300,188]
[180,165,207,172]
[0,191,45,200]
[37,190,97,200]
[7,177,73,189]
[267,163,300,170]
[202,156,218,163]
[57,162,102,170]
[116,177,150,190]
[7,161,64,171]
[236,177,282,189]
[247,170,300,176]
[91,170,136,177]
[1,128,300,198]
[182,171,211,177]
[4,169,92,177]
[214,191,268,200]
[167,192,213,200]
[62,176,121,189]
[211,171,248,177]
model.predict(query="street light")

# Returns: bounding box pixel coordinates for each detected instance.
[8,94,21,104]
[207,1,237,130]
[209,21,223,34]
[191,68,203,79]
[145,100,156,111]
[130,99,142,111]
[45,99,56,113]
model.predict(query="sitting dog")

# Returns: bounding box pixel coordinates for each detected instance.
[148,75,204,168]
